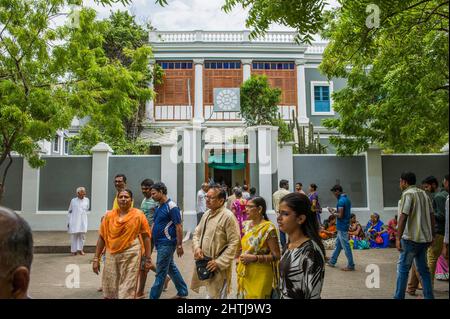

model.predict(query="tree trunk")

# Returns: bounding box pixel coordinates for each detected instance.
[0,152,13,204]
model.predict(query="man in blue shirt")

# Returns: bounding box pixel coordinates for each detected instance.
[326,184,355,271]
[149,182,188,299]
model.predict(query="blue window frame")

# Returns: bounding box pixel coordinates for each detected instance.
[252,61,295,70]
[158,61,193,69]
[314,86,331,113]
[204,61,241,69]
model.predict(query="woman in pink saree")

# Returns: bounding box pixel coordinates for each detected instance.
[232,189,248,238]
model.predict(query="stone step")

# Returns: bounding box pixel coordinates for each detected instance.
[32,231,192,254]
[33,246,97,254]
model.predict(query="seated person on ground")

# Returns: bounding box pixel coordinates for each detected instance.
[364,213,389,248]
[348,213,369,249]
[387,215,398,248]
[320,214,337,240]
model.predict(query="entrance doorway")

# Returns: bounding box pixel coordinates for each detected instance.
[205,148,250,194]
[213,169,232,189]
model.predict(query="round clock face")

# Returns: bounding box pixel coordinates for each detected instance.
[216,89,238,111]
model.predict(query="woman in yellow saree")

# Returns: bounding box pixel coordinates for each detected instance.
[236,196,281,299]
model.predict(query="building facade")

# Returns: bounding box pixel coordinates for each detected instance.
[141,30,346,189]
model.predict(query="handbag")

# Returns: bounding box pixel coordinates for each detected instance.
[196,256,213,280]
[375,234,383,244]
[195,213,228,281]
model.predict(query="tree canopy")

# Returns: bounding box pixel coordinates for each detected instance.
[239,74,281,126]
[0,0,154,200]
[320,0,449,154]
[222,0,326,43]
[70,10,160,155]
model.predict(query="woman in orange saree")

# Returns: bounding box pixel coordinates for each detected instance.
[93,189,152,299]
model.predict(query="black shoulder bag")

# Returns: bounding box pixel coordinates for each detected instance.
[195,214,228,280]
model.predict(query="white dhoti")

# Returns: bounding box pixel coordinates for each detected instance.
[70,233,86,252]
[67,196,90,253]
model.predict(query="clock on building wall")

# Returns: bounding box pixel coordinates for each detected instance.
[213,88,240,112]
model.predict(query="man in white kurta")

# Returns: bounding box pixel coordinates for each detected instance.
[68,187,90,255]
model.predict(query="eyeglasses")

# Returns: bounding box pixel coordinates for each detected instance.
[245,205,257,209]
[205,196,218,200]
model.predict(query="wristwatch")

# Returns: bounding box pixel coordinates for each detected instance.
[177,245,182,249]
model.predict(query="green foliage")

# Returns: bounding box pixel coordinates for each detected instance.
[320,0,449,155]
[240,75,295,144]
[273,116,293,144]
[288,110,327,154]
[222,0,326,43]
[0,1,154,200]
[239,74,281,126]
[71,10,160,154]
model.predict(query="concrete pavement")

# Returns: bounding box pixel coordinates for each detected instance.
[29,232,449,299]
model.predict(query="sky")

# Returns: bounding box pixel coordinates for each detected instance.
[84,0,339,32]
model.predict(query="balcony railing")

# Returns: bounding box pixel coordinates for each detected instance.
[154,105,296,121]
[150,30,326,53]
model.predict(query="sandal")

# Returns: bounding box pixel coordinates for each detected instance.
[341,267,355,271]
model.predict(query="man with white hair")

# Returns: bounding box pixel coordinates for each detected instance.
[67,187,90,255]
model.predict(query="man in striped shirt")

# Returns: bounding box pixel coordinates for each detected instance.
[394,171,435,299]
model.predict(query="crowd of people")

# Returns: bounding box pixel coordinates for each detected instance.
[0,171,447,300]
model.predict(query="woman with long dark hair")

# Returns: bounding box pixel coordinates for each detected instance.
[277,192,325,299]
[236,196,281,299]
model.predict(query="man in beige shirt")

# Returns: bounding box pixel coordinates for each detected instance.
[272,179,290,213]
[272,179,290,248]
[191,185,240,298]
[394,171,435,299]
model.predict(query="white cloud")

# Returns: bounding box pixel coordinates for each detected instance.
[83,0,296,31]
[82,0,340,32]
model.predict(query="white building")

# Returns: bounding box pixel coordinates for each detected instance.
[141,30,345,188]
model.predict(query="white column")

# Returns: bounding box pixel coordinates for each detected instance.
[256,126,279,222]
[90,142,113,229]
[278,142,295,193]
[193,58,204,125]
[160,142,178,203]
[365,146,384,214]
[21,160,40,214]
[242,59,252,82]
[145,59,156,122]
[296,59,309,124]
[182,125,204,233]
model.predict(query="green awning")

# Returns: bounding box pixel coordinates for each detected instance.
[208,152,246,170]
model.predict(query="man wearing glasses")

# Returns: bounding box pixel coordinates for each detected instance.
[191,185,240,299]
